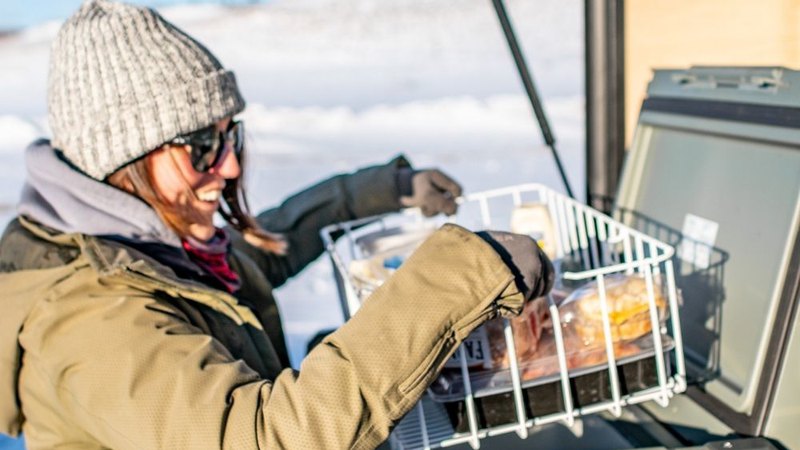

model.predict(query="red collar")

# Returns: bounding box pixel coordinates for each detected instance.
[181,229,241,293]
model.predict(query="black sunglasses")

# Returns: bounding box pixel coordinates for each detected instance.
[169,120,244,172]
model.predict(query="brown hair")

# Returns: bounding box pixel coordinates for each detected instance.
[107,144,287,255]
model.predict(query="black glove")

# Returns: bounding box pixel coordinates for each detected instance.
[477,230,555,302]
[397,168,462,217]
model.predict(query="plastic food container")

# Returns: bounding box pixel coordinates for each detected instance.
[561,273,668,348]
[429,273,673,403]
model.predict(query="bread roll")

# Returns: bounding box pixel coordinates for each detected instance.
[563,274,666,347]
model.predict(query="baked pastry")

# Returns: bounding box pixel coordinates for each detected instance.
[561,274,666,347]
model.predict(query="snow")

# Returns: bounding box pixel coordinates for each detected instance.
[0,0,583,369]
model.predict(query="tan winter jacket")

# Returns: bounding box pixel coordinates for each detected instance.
[0,168,524,449]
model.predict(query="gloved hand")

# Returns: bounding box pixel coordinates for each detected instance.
[477,230,555,302]
[397,168,462,217]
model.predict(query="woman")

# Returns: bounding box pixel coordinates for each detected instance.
[0,1,553,449]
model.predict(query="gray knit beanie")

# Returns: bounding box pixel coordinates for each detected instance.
[47,0,246,180]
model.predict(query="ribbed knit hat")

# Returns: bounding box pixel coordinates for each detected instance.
[47,0,246,180]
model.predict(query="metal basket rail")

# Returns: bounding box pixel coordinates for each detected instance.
[320,183,687,450]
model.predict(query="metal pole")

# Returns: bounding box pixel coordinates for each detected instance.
[491,0,576,199]
[585,0,625,213]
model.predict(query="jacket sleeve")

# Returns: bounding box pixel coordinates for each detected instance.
[23,224,524,450]
[228,155,411,288]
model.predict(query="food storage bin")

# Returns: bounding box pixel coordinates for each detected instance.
[321,183,686,449]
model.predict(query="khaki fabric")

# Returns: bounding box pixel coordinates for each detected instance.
[0,217,523,449]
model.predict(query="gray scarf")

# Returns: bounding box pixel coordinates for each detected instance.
[17,140,182,248]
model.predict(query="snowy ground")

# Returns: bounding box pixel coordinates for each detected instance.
[0,0,584,373]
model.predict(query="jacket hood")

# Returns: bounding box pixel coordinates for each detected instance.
[17,139,181,248]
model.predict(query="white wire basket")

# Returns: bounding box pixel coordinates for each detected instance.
[320,183,687,450]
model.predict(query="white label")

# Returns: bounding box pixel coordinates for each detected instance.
[444,326,492,369]
[679,213,719,269]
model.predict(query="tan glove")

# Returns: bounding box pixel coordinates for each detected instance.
[398,168,463,217]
